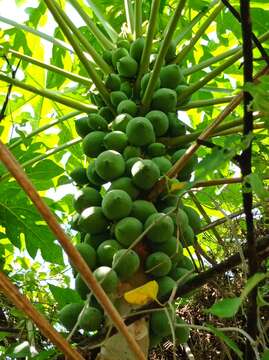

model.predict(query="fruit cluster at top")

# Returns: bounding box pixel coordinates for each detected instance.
[59,37,201,348]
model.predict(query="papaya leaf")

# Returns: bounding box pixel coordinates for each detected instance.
[49,284,82,309]
[206,297,242,318]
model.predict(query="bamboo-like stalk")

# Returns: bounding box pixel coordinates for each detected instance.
[135,0,161,89]
[1,138,82,183]
[68,0,115,50]
[0,140,146,360]
[214,122,265,136]
[178,96,235,110]
[53,1,112,74]
[0,15,73,53]
[9,111,81,150]
[134,0,143,39]
[124,0,135,34]
[174,11,206,46]
[193,177,242,188]
[85,0,118,42]
[0,74,96,113]
[44,0,111,106]
[0,272,85,360]
[3,47,91,87]
[174,2,224,65]
[141,0,187,113]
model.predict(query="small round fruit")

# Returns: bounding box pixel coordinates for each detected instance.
[112,249,140,281]
[73,187,102,213]
[78,207,109,234]
[112,47,129,68]
[98,107,114,122]
[145,252,172,277]
[105,73,121,91]
[74,243,96,270]
[109,177,139,200]
[167,113,186,137]
[86,162,105,187]
[75,274,89,299]
[117,100,137,116]
[175,317,190,344]
[84,232,110,249]
[111,113,132,132]
[147,143,166,157]
[70,167,88,185]
[123,146,141,160]
[104,131,128,152]
[117,56,138,78]
[183,206,201,234]
[157,276,176,300]
[78,307,103,332]
[88,114,108,131]
[93,266,119,293]
[144,213,174,243]
[120,81,132,97]
[176,84,192,106]
[176,208,189,229]
[131,159,160,190]
[125,157,142,175]
[95,150,125,181]
[117,39,130,50]
[165,40,176,62]
[82,131,106,158]
[145,110,169,137]
[152,88,177,113]
[131,200,157,223]
[150,308,173,336]
[140,72,161,95]
[75,117,91,137]
[115,217,143,247]
[126,117,155,146]
[130,37,145,62]
[169,267,190,282]
[181,225,195,247]
[152,236,178,257]
[102,189,132,220]
[152,156,172,175]
[59,303,84,330]
[103,50,112,65]
[177,255,195,271]
[110,91,128,108]
[97,240,122,266]
[160,64,184,89]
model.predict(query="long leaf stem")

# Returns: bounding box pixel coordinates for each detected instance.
[0,74,96,113]
[53,0,112,74]
[0,16,73,53]
[135,0,161,89]
[3,47,91,87]
[141,0,187,113]
[174,2,224,65]
[85,0,118,42]
[178,96,235,110]
[8,111,80,150]
[68,0,115,50]
[134,0,143,39]
[124,0,135,34]
[44,0,111,106]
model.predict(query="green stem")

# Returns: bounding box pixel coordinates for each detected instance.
[135,0,161,89]
[178,96,235,110]
[0,138,82,183]
[9,111,80,150]
[0,15,73,53]
[0,74,96,113]
[214,122,265,136]
[85,0,118,42]
[134,0,143,39]
[200,86,234,94]
[68,0,115,50]
[174,0,219,45]
[3,47,91,87]
[174,2,224,65]
[124,0,135,34]
[160,114,261,147]
[141,0,187,112]
[53,1,112,74]
[44,0,111,106]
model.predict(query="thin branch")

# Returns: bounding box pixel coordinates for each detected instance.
[0,272,85,360]
[0,74,96,113]
[239,1,258,358]
[124,0,135,34]
[0,140,146,360]
[68,0,115,50]
[221,0,269,66]
[178,96,235,110]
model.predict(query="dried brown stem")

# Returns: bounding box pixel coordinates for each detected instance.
[0,140,146,360]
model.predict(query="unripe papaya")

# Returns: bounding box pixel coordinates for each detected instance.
[130,37,145,62]
[78,207,109,234]
[140,72,160,96]
[157,276,176,300]
[175,317,190,344]
[111,113,132,132]
[144,213,174,243]
[131,159,160,190]
[104,131,128,152]
[165,40,177,62]
[115,217,143,247]
[112,47,129,68]
[152,156,172,175]
[75,117,92,137]
[59,303,84,330]
[110,91,128,108]
[120,81,133,97]
[131,200,157,223]
[117,56,138,78]
[126,117,155,146]
[105,73,121,91]
[78,307,103,332]
[98,106,114,122]
[70,167,88,185]
[147,143,166,157]
[102,189,132,220]
[150,308,174,337]
[88,114,108,131]
[97,239,122,266]
[160,64,184,89]
[82,131,106,158]
[167,113,186,137]
[73,243,96,270]
[145,252,172,277]
[117,99,137,116]
[86,162,105,187]
[73,187,102,213]
[103,50,113,65]
[93,266,119,293]
[123,145,142,160]
[176,84,192,106]
[183,206,201,234]
[117,39,130,51]
[145,110,169,137]
[75,273,89,299]
[125,157,142,175]
[152,88,177,113]
[112,249,140,280]
[109,177,139,200]
[95,150,125,181]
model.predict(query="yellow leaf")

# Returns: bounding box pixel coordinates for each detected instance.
[124,281,159,306]
[170,181,187,192]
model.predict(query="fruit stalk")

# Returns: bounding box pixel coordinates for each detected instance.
[124,0,135,34]
[134,0,143,39]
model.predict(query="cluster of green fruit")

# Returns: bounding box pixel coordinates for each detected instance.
[59,37,201,347]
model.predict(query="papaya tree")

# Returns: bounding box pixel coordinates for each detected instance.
[0,0,268,359]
